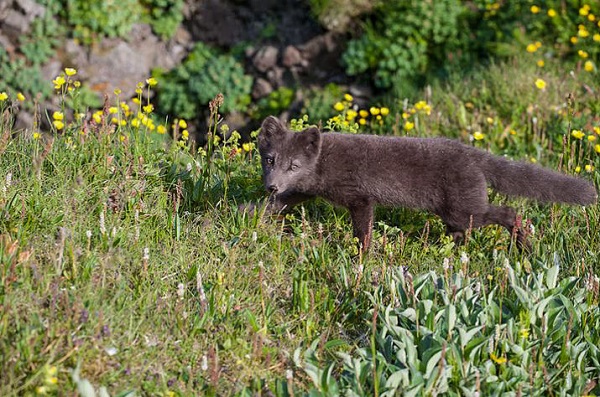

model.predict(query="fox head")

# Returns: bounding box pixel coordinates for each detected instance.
[257,116,321,195]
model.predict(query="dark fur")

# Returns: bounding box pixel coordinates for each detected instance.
[257,116,598,250]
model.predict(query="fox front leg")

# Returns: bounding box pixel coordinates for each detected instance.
[349,202,375,251]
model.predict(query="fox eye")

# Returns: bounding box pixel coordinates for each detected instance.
[290,164,299,171]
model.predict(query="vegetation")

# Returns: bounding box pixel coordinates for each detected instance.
[155,43,254,120]
[1,1,600,395]
[1,50,599,395]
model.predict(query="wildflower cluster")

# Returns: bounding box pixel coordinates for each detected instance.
[401,100,431,132]
[33,365,58,395]
[526,2,599,89]
[52,67,80,97]
[328,94,360,132]
[570,125,600,173]
[329,94,394,133]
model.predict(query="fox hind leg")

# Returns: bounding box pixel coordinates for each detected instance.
[441,204,528,249]
[349,203,375,251]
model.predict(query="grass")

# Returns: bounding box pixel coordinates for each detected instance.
[0,56,599,396]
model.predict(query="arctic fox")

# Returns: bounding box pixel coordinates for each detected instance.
[257,116,597,250]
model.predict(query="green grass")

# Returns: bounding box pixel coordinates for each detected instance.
[0,57,599,396]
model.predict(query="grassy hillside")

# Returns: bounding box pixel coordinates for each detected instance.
[1,58,600,396]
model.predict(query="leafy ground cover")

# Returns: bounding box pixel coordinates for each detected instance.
[0,56,599,396]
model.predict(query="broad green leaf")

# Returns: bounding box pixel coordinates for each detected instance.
[546,265,559,290]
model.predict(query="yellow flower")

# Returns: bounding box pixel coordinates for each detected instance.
[534,79,546,90]
[588,135,597,142]
[578,50,589,58]
[33,132,41,140]
[131,118,140,128]
[402,112,410,119]
[526,44,537,53]
[119,135,126,142]
[570,36,578,44]
[487,274,493,281]
[572,129,585,139]
[53,75,66,89]
[490,352,507,365]
[380,107,390,116]
[346,109,358,120]
[358,118,366,125]
[530,157,537,163]
[65,67,77,76]
[575,165,581,173]
[114,88,122,95]
[53,111,64,121]
[111,117,119,124]
[73,81,81,88]
[530,5,540,13]
[370,107,380,116]
[157,125,167,134]
[182,129,189,140]
[46,376,58,385]
[146,77,158,87]
[333,102,344,112]
[36,386,48,395]
[585,164,595,172]
[132,97,141,105]
[53,120,64,130]
[178,119,187,129]
[584,61,594,72]
[344,93,353,102]
[579,27,589,38]
[580,6,590,16]
[359,109,369,118]
[17,92,25,101]
[595,144,600,153]
[135,88,143,95]
[0,92,7,101]
[109,106,118,114]
[589,14,596,21]
[143,104,154,114]
[537,59,545,67]
[486,117,494,124]
[594,34,600,42]
[242,142,252,152]
[535,41,542,49]
[594,126,600,134]
[510,129,517,135]
[519,328,530,339]
[472,131,485,141]
[404,121,414,131]
[547,8,556,17]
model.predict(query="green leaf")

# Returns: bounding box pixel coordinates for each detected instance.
[546,265,559,290]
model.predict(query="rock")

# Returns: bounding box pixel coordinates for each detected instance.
[252,78,273,99]
[14,0,45,17]
[266,66,285,88]
[62,23,188,99]
[282,45,302,67]
[0,34,14,54]
[185,0,251,47]
[0,0,45,40]
[253,45,279,73]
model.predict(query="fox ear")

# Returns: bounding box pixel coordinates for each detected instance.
[299,126,321,156]
[260,116,285,139]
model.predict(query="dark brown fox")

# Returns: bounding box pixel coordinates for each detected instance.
[257,116,597,250]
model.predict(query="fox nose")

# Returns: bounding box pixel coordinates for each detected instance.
[267,184,278,193]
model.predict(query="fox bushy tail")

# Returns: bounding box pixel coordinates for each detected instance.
[482,154,597,205]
